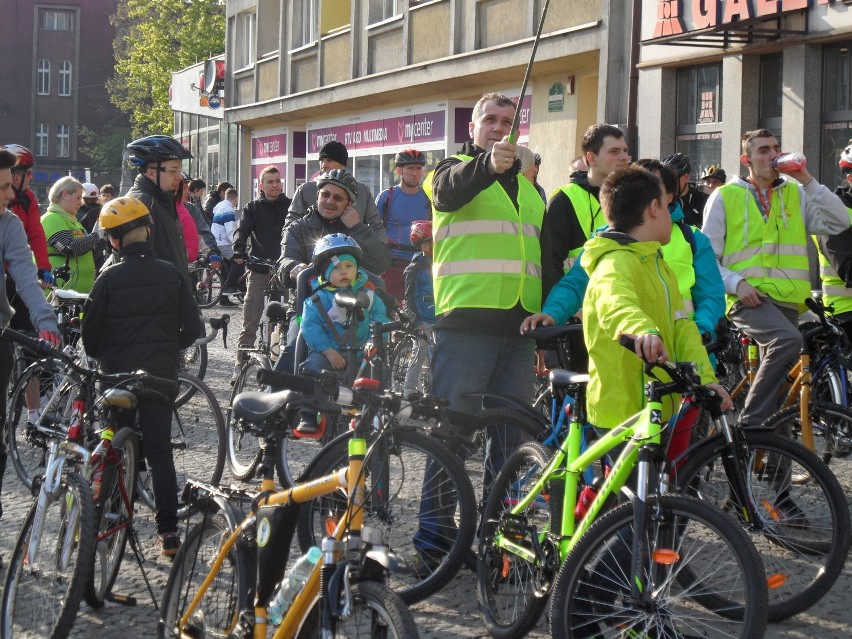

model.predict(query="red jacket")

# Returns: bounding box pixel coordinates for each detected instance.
[9,188,51,271]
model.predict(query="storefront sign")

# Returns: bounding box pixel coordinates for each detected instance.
[308,110,446,154]
[653,0,811,38]
[252,134,287,160]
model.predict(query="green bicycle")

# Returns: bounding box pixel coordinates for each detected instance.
[477,338,768,639]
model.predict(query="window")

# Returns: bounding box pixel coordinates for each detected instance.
[57,125,70,158]
[37,59,50,95]
[292,0,317,48]
[39,9,75,31]
[235,12,256,69]
[36,124,49,157]
[821,44,852,188]
[675,64,723,180]
[59,60,72,96]
[369,0,399,24]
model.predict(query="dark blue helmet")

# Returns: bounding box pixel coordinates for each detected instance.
[127,135,192,168]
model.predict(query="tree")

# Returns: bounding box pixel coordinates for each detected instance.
[109,0,225,137]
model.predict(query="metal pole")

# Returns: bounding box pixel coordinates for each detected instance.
[508,0,552,144]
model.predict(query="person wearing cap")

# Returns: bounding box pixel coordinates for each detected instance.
[375,149,431,300]
[76,181,101,232]
[701,165,727,193]
[662,152,708,227]
[286,141,387,243]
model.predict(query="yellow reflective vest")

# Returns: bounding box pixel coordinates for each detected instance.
[554,183,602,263]
[429,154,544,315]
[661,223,697,315]
[719,181,810,311]
[815,209,852,315]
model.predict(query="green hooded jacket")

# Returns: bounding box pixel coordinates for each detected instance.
[581,231,715,429]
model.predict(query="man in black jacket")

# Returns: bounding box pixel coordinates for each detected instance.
[203,181,234,225]
[232,165,292,372]
[124,135,194,281]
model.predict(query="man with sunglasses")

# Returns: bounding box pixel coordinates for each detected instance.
[124,135,194,280]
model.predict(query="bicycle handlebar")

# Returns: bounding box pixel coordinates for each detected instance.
[195,314,230,348]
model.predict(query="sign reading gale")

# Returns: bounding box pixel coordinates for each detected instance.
[308,110,446,154]
[652,0,817,39]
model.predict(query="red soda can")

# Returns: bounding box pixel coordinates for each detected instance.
[773,153,806,172]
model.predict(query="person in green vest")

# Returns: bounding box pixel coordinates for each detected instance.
[412,92,547,575]
[41,176,100,294]
[702,128,849,429]
[816,142,852,335]
[542,123,629,296]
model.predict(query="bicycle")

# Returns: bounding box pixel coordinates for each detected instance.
[158,369,421,638]
[477,337,768,639]
[189,255,224,308]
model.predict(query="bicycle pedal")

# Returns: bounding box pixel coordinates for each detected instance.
[105,592,137,606]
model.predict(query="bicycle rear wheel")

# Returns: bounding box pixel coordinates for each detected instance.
[548,495,767,639]
[296,427,476,604]
[158,511,252,639]
[137,373,226,517]
[761,400,852,464]
[296,580,420,639]
[676,431,850,621]
[477,442,554,639]
[84,427,139,608]
[226,357,267,481]
[277,413,345,488]
[1,472,96,639]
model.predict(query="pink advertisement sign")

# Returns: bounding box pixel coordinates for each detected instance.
[252,133,287,159]
[308,110,446,154]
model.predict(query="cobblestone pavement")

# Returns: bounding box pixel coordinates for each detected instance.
[0,308,850,638]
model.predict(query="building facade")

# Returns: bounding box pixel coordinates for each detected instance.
[220,0,632,200]
[0,1,122,205]
[638,0,852,188]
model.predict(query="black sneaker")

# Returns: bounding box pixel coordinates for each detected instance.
[408,547,445,579]
[219,296,238,307]
[772,492,810,528]
[160,532,181,557]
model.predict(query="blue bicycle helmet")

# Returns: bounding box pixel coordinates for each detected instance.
[127,135,192,169]
[311,233,363,280]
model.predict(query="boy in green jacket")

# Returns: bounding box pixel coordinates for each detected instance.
[523,166,731,429]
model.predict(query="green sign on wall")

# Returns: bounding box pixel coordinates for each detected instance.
[548,82,564,113]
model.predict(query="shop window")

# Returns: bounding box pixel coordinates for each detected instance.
[822,44,852,188]
[59,60,72,97]
[37,59,50,96]
[675,64,723,180]
[354,155,381,198]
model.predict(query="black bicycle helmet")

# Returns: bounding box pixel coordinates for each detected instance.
[394,149,426,167]
[315,169,358,204]
[127,135,193,169]
[662,153,691,177]
[311,233,363,278]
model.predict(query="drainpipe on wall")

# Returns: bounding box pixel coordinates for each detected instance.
[625,0,642,156]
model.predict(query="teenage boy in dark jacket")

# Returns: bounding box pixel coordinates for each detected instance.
[82,197,202,557]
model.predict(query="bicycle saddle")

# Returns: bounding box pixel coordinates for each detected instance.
[232,390,302,421]
[549,369,589,387]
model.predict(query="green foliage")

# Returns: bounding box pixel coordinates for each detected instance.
[78,124,130,188]
[109,0,225,137]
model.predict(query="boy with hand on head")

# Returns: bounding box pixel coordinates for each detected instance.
[81,197,203,556]
[297,233,390,433]
[524,166,731,431]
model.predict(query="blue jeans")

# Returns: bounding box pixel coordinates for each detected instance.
[415,329,535,552]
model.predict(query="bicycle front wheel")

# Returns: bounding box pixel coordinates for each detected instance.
[179,343,208,389]
[193,266,223,309]
[158,511,252,639]
[477,442,554,639]
[676,430,850,621]
[548,495,767,639]
[226,357,267,481]
[296,580,420,639]
[388,334,430,395]
[84,427,139,608]
[1,472,96,639]
[137,373,226,517]
[296,427,476,604]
